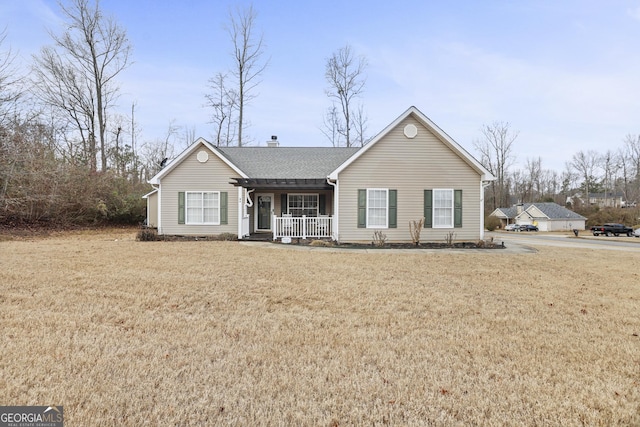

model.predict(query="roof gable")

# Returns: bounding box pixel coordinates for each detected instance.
[489,208,512,218]
[328,106,494,181]
[148,138,247,184]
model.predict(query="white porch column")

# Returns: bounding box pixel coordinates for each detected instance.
[237,186,243,239]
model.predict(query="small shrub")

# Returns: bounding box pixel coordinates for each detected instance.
[485,215,501,231]
[444,231,456,246]
[216,233,238,241]
[310,239,333,247]
[372,230,387,247]
[137,227,158,241]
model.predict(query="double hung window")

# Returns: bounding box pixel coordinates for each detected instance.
[357,188,396,229]
[433,189,454,228]
[424,189,462,228]
[367,189,388,228]
[186,191,220,224]
[288,194,318,217]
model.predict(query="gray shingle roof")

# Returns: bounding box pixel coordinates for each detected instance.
[530,203,586,219]
[500,203,585,220]
[218,147,360,179]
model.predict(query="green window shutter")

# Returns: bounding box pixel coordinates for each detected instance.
[281,193,288,215]
[388,189,397,228]
[357,189,366,228]
[454,189,462,228]
[178,192,185,224]
[319,194,326,215]
[220,192,228,225]
[424,190,432,228]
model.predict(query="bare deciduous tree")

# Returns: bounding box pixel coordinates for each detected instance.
[474,121,519,210]
[31,0,131,172]
[226,4,268,147]
[205,72,238,146]
[324,44,368,147]
[623,134,640,181]
[570,150,601,202]
[0,29,23,126]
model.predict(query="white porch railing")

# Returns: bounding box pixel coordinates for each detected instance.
[273,215,332,240]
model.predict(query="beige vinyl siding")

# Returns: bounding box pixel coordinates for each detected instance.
[338,116,483,243]
[160,146,241,235]
[146,191,158,228]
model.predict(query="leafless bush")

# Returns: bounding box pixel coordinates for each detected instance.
[409,217,425,245]
[372,230,387,247]
[444,231,456,246]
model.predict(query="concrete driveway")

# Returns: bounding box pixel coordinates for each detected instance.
[488,231,640,253]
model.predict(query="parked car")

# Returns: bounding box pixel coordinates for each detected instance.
[519,224,539,232]
[634,228,640,238]
[504,224,519,231]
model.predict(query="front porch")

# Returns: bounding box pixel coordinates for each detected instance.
[233,178,336,242]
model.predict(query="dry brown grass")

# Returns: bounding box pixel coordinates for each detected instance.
[1,229,639,426]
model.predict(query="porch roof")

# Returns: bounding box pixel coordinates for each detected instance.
[230,177,332,190]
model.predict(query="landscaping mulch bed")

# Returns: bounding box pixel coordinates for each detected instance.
[334,241,505,249]
[285,238,506,249]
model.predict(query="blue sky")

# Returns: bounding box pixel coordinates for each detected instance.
[3,0,640,171]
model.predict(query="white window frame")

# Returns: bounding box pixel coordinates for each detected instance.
[287,193,319,217]
[367,188,388,229]
[433,188,454,228]
[185,191,220,225]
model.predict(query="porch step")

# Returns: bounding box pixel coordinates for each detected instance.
[242,233,273,242]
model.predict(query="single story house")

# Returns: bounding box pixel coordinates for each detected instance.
[145,106,495,243]
[490,203,586,231]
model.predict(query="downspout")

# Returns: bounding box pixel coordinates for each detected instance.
[149,185,158,231]
[481,180,492,240]
[238,188,254,239]
[327,178,338,242]
[156,182,162,235]
[245,188,254,207]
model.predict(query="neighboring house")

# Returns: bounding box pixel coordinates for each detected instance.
[588,192,624,208]
[490,203,586,231]
[567,192,635,208]
[145,106,495,243]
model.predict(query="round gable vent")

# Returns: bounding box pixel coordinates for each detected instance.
[403,124,418,139]
[197,150,209,163]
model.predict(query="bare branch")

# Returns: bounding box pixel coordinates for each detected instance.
[324,45,368,147]
[225,4,268,147]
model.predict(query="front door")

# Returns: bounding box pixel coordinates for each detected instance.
[255,193,273,231]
